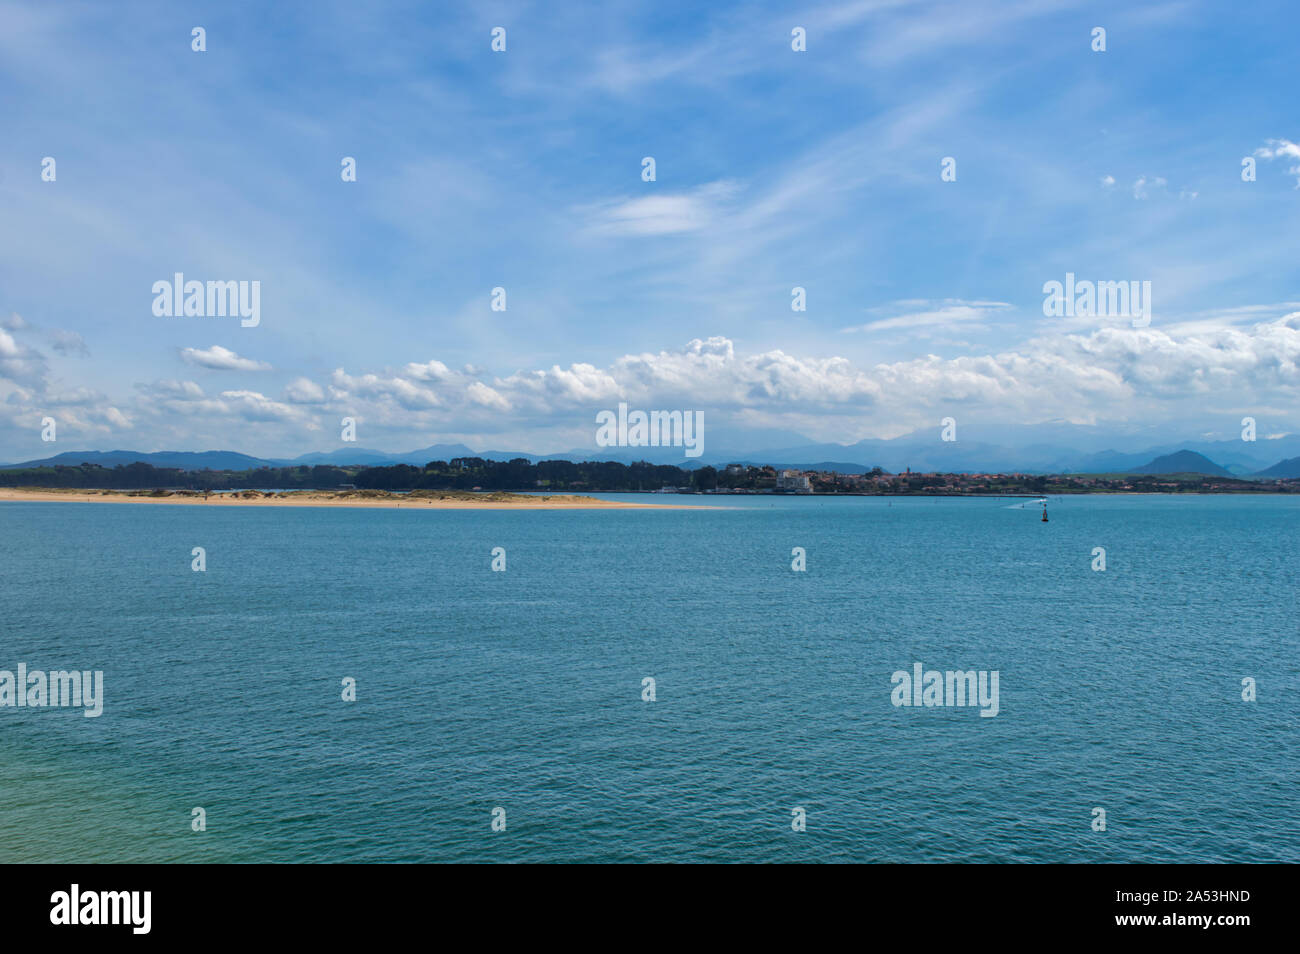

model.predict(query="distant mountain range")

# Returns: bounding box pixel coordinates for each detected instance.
[1255,455,1300,478]
[707,432,1300,476]
[2,439,1297,477]
[1128,450,1233,477]
[0,445,483,471]
[0,449,275,471]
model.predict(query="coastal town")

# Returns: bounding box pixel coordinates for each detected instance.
[655,464,1300,496]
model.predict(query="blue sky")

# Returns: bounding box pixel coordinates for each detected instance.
[1,0,1298,460]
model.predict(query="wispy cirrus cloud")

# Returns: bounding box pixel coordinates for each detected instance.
[582,181,739,236]
[844,300,1014,334]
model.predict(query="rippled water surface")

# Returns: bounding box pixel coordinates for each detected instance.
[1,494,1296,862]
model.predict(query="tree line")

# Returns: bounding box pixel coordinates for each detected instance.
[0,462,356,490]
[0,458,739,491]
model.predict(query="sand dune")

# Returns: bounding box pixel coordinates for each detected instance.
[0,488,708,510]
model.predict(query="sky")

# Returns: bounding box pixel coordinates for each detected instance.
[1,0,1298,461]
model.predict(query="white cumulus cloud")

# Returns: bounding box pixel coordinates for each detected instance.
[181,345,271,372]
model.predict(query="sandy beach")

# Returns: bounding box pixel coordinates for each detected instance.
[0,488,708,510]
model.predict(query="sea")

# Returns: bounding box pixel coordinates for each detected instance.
[1,493,1295,863]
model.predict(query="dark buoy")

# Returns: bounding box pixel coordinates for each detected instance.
[1041,501,1049,522]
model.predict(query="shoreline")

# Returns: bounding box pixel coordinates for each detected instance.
[0,487,1290,510]
[0,488,713,510]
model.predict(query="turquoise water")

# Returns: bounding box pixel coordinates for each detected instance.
[1,494,1296,863]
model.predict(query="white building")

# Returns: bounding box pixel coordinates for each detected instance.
[776,470,812,493]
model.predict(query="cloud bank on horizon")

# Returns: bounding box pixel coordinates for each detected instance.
[0,0,1297,459]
